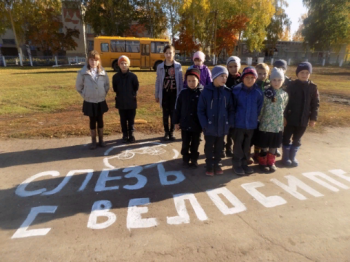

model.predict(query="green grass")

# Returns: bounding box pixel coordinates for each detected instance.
[0,65,349,138]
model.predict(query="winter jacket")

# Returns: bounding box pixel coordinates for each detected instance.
[76,66,110,103]
[183,64,212,88]
[174,84,204,133]
[112,70,139,110]
[155,61,183,108]
[282,76,292,91]
[232,83,264,130]
[284,79,320,127]
[226,73,241,89]
[197,83,235,137]
[256,79,270,91]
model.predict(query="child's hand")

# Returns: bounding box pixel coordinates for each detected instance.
[309,121,316,128]
[284,118,287,127]
[155,98,159,103]
[175,124,180,130]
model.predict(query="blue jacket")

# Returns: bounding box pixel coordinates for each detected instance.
[197,83,235,137]
[232,83,264,130]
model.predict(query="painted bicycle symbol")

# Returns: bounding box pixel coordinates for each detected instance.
[114,144,167,160]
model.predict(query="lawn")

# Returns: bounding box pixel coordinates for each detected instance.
[0,65,349,138]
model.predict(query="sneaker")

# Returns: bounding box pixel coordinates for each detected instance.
[169,132,176,141]
[128,135,135,143]
[190,160,198,169]
[214,165,223,175]
[122,136,128,143]
[233,165,245,176]
[242,165,254,174]
[276,149,281,157]
[182,160,190,167]
[205,167,214,177]
[163,132,169,141]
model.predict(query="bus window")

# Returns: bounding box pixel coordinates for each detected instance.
[111,40,126,52]
[126,41,140,53]
[101,43,109,52]
[151,42,168,53]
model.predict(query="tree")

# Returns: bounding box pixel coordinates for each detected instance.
[279,27,291,41]
[292,13,307,41]
[162,0,182,44]
[302,0,350,50]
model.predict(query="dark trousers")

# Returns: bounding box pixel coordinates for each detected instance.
[283,125,307,147]
[181,130,201,162]
[232,128,255,165]
[162,105,175,133]
[225,128,235,151]
[119,109,136,135]
[89,115,104,130]
[204,135,224,167]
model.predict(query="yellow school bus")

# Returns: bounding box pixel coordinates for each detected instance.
[94,36,170,71]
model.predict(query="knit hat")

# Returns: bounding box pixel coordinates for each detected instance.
[193,51,205,62]
[212,65,228,80]
[185,68,201,81]
[241,66,258,80]
[270,67,285,80]
[273,59,287,70]
[118,55,130,66]
[296,62,312,75]
[226,56,241,67]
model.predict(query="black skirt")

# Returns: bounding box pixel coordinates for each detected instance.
[255,130,283,149]
[82,100,109,117]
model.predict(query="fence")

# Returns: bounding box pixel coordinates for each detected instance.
[0,55,86,67]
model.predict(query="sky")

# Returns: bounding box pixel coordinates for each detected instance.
[285,0,308,35]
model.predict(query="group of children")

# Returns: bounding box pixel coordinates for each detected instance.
[76,46,320,177]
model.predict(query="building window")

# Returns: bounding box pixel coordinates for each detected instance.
[125,41,140,53]
[86,24,94,34]
[87,40,94,51]
[2,39,16,45]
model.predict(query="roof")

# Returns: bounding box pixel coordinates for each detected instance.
[94,36,169,41]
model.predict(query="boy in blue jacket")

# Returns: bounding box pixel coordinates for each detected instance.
[198,66,235,176]
[232,67,264,176]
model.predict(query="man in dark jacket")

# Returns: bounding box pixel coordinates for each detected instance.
[232,67,264,176]
[113,56,139,143]
[174,68,203,168]
[282,62,319,167]
[198,66,235,176]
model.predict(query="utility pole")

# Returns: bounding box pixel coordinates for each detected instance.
[6,0,23,66]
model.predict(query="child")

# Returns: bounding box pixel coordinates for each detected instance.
[155,45,183,141]
[198,66,235,176]
[273,59,292,90]
[251,63,271,162]
[224,56,242,157]
[174,68,204,168]
[113,55,139,143]
[183,51,212,88]
[256,68,289,172]
[232,67,263,176]
[282,62,319,167]
[76,50,110,149]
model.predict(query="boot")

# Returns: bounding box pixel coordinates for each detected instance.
[290,146,300,167]
[163,131,170,141]
[258,152,269,172]
[169,131,176,141]
[122,133,128,143]
[98,128,106,147]
[232,158,245,176]
[282,145,292,166]
[267,152,277,172]
[190,152,199,168]
[89,129,97,150]
[128,131,135,143]
[182,154,190,167]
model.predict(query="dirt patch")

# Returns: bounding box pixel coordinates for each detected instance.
[321,93,350,106]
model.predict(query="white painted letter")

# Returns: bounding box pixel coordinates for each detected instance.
[87,200,116,230]
[157,164,185,186]
[167,193,208,225]
[43,169,94,195]
[302,172,349,192]
[123,166,147,190]
[271,176,323,200]
[206,187,247,215]
[241,182,287,208]
[127,198,157,229]
[94,169,122,192]
[11,206,58,239]
[15,171,60,197]
[329,169,350,183]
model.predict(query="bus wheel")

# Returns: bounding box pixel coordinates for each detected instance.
[112,61,119,72]
[153,61,162,71]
